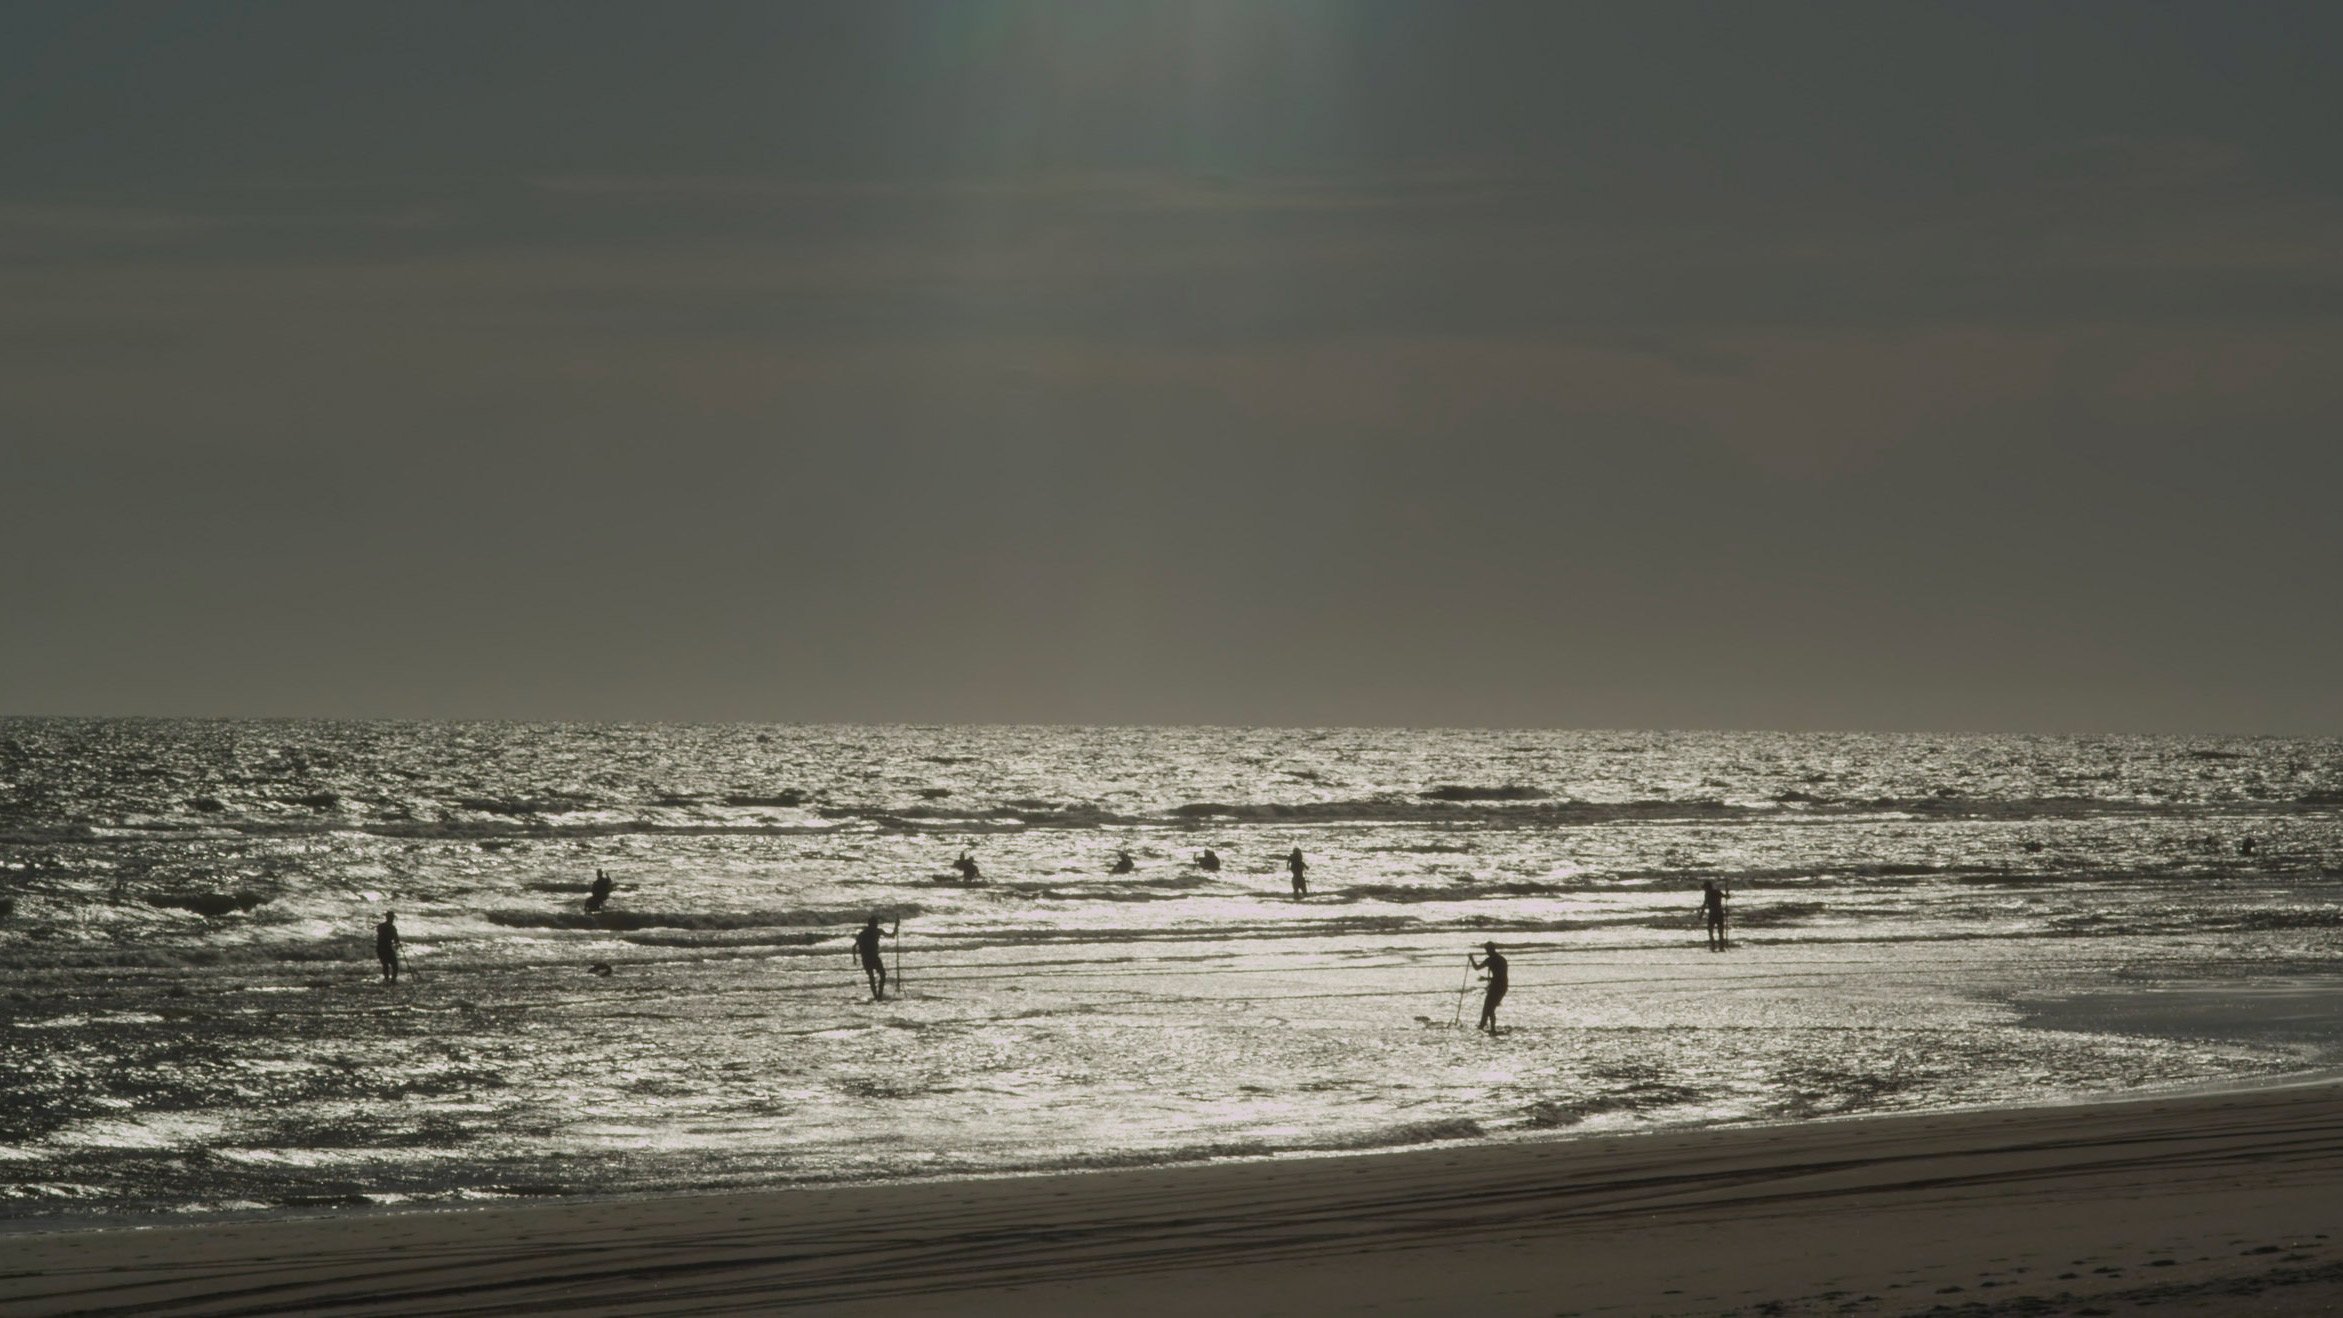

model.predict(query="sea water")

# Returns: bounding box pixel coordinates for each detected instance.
[2,720,2338,1222]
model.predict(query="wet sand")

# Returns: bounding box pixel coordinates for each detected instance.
[4,1079,2339,1316]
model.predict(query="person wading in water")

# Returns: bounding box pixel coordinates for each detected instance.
[853,915,899,1001]
[1700,880,1730,950]
[1287,847,1309,898]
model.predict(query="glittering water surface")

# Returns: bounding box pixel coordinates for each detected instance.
[1,721,2338,1221]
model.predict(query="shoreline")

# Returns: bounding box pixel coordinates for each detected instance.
[9,1060,2339,1241]
[7,1077,2341,1315]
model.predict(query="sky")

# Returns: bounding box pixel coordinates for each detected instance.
[4,1,2339,733]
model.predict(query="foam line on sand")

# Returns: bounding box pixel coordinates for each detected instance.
[5,1081,2341,1315]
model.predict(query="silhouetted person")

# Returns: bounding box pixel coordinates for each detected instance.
[1700,880,1729,950]
[1110,848,1135,875]
[2240,836,2258,856]
[588,962,613,977]
[585,868,614,913]
[1468,941,1508,1032]
[1198,848,1221,872]
[853,915,898,1001]
[952,850,982,882]
[375,912,401,982]
[1287,847,1309,898]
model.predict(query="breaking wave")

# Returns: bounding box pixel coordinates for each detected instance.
[480,905,924,933]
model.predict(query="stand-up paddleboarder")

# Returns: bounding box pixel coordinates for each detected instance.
[854,914,898,1001]
[375,912,402,983]
[1467,941,1507,1033]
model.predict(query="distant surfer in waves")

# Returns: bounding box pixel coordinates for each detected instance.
[1700,880,1729,950]
[375,912,402,983]
[585,869,614,913]
[1287,847,1309,898]
[951,850,982,883]
[854,915,898,1001]
[1197,848,1221,872]
[2240,836,2258,856]
[1468,941,1508,1033]
[1110,848,1135,875]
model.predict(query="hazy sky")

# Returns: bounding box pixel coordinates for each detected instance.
[5,2,2339,732]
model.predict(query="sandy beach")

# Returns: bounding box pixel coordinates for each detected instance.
[6,1079,2339,1317]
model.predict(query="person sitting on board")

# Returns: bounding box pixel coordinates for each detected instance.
[1468,941,1508,1033]
[951,850,982,882]
[1700,880,1729,949]
[375,912,402,983]
[854,914,899,1001]
[1197,848,1221,872]
[585,869,614,913]
[1287,847,1309,898]
[1110,848,1135,875]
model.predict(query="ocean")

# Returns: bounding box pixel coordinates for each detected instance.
[2,719,2338,1224]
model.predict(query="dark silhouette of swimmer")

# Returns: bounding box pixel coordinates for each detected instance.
[1197,848,1221,872]
[951,850,982,882]
[588,962,613,977]
[1287,847,1309,897]
[1468,942,1508,1032]
[375,912,401,982]
[585,868,614,913]
[853,915,898,1001]
[2240,836,2258,856]
[1110,849,1135,875]
[1700,880,1729,950]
